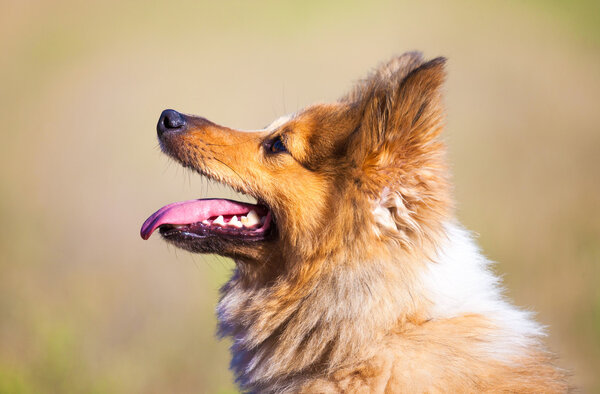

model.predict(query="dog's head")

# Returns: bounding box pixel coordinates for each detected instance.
[141,52,451,275]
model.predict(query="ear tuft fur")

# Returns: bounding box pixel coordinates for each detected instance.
[348,53,451,249]
[391,56,447,146]
[342,51,425,104]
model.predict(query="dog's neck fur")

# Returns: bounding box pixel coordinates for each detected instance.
[217,221,545,392]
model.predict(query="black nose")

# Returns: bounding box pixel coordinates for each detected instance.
[157,109,186,137]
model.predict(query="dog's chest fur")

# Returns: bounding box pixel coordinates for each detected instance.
[217,223,567,393]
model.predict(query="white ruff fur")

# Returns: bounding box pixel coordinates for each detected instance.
[422,222,545,360]
[217,218,545,391]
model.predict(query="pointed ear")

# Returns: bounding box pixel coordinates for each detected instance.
[342,52,425,105]
[350,56,450,248]
[354,55,447,152]
[389,57,447,147]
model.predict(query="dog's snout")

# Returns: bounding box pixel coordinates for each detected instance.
[157,109,186,137]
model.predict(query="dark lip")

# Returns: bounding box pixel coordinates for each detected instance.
[159,215,273,242]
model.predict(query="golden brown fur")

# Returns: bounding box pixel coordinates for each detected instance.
[153,52,569,392]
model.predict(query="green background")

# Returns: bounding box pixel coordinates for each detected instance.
[1,0,599,392]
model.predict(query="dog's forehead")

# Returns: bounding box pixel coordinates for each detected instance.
[233,114,293,134]
[264,114,293,132]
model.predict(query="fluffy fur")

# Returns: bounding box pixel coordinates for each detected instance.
[151,52,569,392]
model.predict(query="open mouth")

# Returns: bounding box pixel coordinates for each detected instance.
[140,198,273,242]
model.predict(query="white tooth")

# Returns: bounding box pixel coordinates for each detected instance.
[229,216,242,228]
[202,220,210,225]
[213,215,225,226]
[243,210,260,227]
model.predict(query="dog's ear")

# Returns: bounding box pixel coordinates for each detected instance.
[347,53,446,155]
[346,54,450,246]
[386,56,446,148]
[343,52,426,106]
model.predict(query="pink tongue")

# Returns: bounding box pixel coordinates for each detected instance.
[140,199,255,240]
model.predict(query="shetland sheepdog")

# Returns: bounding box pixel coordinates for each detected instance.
[141,52,568,393]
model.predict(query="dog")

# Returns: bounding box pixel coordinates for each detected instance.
[141,52,568,393]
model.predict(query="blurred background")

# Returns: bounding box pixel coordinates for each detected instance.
[1,0,599,392]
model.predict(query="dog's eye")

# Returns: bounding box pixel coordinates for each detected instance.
[267,136,288,154]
